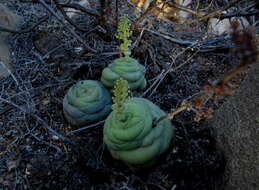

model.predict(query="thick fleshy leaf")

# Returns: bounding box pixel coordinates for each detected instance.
[103,97,174,166]
[101,57,147,92]
[63,80,112,127]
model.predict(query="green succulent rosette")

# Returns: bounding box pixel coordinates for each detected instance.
[103,97,174,166]
[63,80,112,127]
[101,57,147,92]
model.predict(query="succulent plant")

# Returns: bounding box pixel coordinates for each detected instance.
[101,56,147,91]
[101,15,147,92]
[63,80,112,127]
[103,79,173,166]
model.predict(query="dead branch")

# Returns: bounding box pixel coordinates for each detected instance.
[52,0,89,32]
[143,28,234,52]
[132,0,257,28]
[168,1,203,17]
[218,10,259,20]
[99,0,112,26]
[187,0,248,23]
[131,1,158,29]
[59,3,100,17]
[67,120,105,135]
[0,97,75,145]
[152,26,258,126]
[152,105,188,127]
[37,0,97,54]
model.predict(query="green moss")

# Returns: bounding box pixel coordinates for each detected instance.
[103,97,174,166]
[63,80,112,127]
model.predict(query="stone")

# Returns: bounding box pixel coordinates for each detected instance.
[208,16,250,36]
[0,4,20,79]
[209,63,259,190]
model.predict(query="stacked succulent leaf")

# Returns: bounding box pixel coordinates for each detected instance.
[103,80,173,166]
[63,16,174,167]
[63,80,112,127]
[101,56,146,91]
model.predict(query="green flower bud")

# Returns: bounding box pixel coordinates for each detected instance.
[103,97,174,166]
[101,57,147,92]
[116,15,132,56]
[63,80,112,127]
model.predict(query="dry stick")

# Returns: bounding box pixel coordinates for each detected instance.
[30,133,62,152]
[151,25,259,126]
[152,55,259,127]
[131,0,189,28]
[59,3,100,17]
[0,97,75,145]
[38,0,97,54]
[143,28,234,52]
[131,27,145,50]
[0,61,19,86]
[67,120,105,135]
[0,15,49,34]
[131,3,158,29]
[218,10,259,20]
[131,0,254,29]
[152,105,188,127]
[187,0,246,23]
[168,1,203,17]
[0,105,12,116]
[99,0,113,26]
[53,0,89,32]
[142,69,166,97]
[144,28,194,46]
[143,39,202,98]
[168,0,252,23]
[150,46,201,98]
[0,97,97,161]
[131,0,190,29]
[21,0,100,17]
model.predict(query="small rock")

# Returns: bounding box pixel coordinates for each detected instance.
[52,135,60,141]
[0,4,20,79]
[208,16,250,36]
[66,0,91,18]
[0,4,20,39]
[33,32,67,58]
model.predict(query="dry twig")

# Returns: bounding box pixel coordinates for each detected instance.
[37,0,97,53]
[153,25,258,125]
[0,97,75,145]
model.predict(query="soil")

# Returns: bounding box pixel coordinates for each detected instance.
[0,0,256,189]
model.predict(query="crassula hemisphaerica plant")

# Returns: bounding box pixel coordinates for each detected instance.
[63,80,112,127]
[101,15,147,92]
[103,79,174,166]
